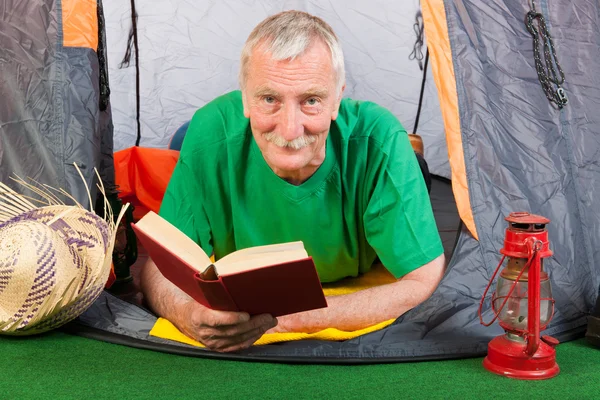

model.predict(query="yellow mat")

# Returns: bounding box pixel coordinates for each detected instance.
[149,264,398,347]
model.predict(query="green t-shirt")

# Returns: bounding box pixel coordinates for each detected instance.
[159,91,443,283]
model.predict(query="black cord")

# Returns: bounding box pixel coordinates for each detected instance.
[410,10,428,134]
[120,0,142,146]
[525,0,568,109]
[413,48,429,135]
[409,11,425,71]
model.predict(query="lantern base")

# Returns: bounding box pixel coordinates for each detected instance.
[483,334,559,380]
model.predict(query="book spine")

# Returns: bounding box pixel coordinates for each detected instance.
[194,273,239,312]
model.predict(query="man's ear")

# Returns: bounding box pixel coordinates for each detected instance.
[242,90,250,118]
[331,83,346,121]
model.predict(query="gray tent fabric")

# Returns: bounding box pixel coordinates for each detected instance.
[418,0,600,347]
[0,0,113,207]
[455,0,600,329]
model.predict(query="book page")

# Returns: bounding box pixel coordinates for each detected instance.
[135,211,212,272]
[216,241,305,265]
[215,248,309,276]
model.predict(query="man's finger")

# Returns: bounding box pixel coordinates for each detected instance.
[222,318,279,352]
[216,326,272,353]
[206,317,278,351]
[201,309,250,327]
[215,314,276,336]
[203,314,276,341]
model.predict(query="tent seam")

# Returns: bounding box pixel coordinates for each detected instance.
[443,0,487,266]
[55,0,67,194]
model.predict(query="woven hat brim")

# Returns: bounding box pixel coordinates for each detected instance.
[0,170,128,335]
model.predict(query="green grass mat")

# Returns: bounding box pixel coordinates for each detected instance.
[1,332,598,400]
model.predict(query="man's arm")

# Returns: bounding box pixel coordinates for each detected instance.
[271,253,446,333]
[140,258,277,352]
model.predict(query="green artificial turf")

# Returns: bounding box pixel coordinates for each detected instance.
[1,332,598,400]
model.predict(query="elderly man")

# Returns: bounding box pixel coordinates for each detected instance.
[140,10,445,352]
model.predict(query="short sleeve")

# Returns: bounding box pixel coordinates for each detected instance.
[363,126,443,279]
[159,158,214,257]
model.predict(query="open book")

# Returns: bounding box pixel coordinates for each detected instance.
[131,211,327,317]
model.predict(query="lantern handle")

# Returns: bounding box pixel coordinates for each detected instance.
[526,239,544,356]
[478,251,538,327]
[478,254,507,326]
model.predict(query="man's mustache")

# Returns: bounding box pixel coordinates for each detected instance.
[263,132,317,150]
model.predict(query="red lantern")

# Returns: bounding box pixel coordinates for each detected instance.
[478,212,559,379]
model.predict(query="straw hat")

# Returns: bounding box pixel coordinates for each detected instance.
[0,168,127,335]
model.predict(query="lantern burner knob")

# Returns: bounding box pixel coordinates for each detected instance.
[541,335,560,348]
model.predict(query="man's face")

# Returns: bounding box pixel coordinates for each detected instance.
[242,39,343,179]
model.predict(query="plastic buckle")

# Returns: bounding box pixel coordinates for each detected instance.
[556,87,568,105]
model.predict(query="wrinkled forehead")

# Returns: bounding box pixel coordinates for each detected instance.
[246,38,337,86]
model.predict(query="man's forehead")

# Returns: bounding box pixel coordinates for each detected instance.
[250,38,333,72]
[253,36,330,57]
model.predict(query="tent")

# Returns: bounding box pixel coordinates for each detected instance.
[1,0,599,363]
[0,0,116,207]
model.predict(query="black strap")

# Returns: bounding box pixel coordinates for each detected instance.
[120,0,142,146]
[97,0,110,112]
[525,0,568,109]
[410,10,429,134]
[413,48,429,135]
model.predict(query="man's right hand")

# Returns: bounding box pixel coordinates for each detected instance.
[178,300,278,353]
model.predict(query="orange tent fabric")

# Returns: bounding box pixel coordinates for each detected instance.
[114,146,180,220]
[62,0,98,50]
[422,0,477,240]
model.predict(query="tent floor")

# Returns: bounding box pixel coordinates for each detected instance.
[107,176,460,306]
[69,176,591,362]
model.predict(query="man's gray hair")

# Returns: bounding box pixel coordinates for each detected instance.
[239,10,345,94]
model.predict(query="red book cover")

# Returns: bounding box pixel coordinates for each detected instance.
[131,215,327,317]
[219,257,327,317]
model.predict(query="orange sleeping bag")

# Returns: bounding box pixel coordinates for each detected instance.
[114,146,180,220]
